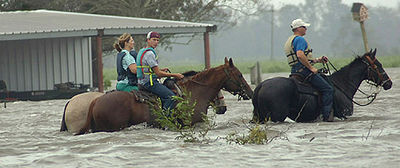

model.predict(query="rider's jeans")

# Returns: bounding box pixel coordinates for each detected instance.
[291,63,334,118]
[142,79,176,111]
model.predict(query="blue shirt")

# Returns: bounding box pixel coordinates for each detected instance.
[292,36,308,52]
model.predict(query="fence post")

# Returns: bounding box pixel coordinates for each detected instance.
[249,62,262,86]
[249,65,256,84]
[256,61,261,86]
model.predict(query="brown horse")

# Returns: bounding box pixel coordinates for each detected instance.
[60,73,228,134]
[76,57,253,135]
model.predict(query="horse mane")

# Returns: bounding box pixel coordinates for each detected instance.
[181,70,199,77]
[190,65,225,82]
[177,65,225,86]
[334,55,364,73]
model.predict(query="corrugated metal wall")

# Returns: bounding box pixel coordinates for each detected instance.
[0,37,92,92]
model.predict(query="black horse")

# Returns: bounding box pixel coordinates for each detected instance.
[252,49,392,123]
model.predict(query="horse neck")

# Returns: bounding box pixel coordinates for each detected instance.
[330,60,367,98]
[180,65,227,102]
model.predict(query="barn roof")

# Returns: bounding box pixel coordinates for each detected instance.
[0,9,217,41]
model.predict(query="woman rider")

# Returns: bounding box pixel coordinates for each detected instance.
[114,33,139,92]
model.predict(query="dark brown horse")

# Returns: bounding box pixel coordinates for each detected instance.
[76,57,253,135]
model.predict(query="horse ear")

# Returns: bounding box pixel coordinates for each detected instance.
[224,57,228,64]
[372,48,377,57]
[229,58,234,67]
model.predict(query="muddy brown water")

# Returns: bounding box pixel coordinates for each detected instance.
[1,68,399,168]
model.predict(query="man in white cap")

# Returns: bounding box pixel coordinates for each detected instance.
[284,19,334,122]
[136,31,184,111]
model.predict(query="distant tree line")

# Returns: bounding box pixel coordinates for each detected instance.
[216,0,400,60]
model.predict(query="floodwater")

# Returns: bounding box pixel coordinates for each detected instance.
[1,68,399,168]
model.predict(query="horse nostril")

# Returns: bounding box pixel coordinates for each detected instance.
[383,80,392,90]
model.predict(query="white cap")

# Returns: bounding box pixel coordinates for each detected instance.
[290,19,310,29]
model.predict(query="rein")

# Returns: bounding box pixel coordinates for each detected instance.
[322,56,382,106]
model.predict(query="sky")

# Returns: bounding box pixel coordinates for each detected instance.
[271,0,399,9]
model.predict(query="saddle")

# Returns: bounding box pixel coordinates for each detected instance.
[131,77,183,106]
[289,73,319,96]
[132,88,159,105]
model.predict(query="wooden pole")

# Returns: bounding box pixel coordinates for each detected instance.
[270,5,274,60]
[359,21,369,53]
[96,30,104,92]
[203,32,211,69]
[256,61,261,86]
[249,65,256,84]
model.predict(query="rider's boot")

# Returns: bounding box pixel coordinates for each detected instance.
[323,109,334,122]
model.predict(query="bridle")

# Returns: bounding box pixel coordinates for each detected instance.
[324,54,388,106]
[222,67,250,100]
[363,55,390,87]
[185,66,250,100]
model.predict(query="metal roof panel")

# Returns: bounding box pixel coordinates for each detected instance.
[0,9,216,41]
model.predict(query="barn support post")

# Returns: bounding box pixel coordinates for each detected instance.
[96,29,104,92]
[203,32,211,69]
[203,29,226,114]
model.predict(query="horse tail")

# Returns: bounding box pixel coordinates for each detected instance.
[60,101,70,132]
[251,83,264,123]
[75,98,97,135]
[252,82,273,123]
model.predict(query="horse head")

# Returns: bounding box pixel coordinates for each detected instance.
[361,48,392,90]
[221,57,253,100]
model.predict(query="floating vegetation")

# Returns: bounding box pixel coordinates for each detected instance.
[225,124,269,145]
[225,123,288,145]
[153,91,216,143]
